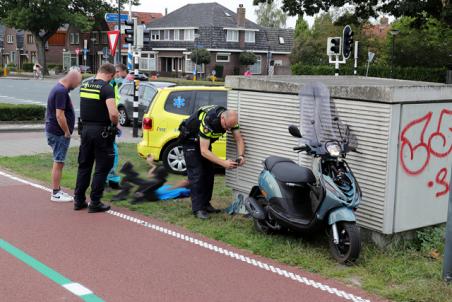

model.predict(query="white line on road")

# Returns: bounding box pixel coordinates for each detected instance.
[0,170,371,302]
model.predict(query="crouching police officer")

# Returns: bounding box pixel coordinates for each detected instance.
[74,63,119,213]
[179,105,245,219]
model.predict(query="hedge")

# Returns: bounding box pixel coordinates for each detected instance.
[22,63,34,72]
[291,64,448,83]
[0,103,46,121]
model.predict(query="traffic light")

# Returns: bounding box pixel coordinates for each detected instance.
[327,37,342,55]
[125,17,137,46]
[342,25,354,59]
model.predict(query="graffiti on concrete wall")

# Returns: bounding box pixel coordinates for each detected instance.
[400,108,452,198]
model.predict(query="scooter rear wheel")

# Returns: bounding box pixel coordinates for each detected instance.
[328,222,361,264]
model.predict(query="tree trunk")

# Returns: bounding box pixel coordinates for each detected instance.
[35,36,48,75]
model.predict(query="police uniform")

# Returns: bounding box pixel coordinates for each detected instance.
[74,79,116,208]
[179,105,239,213]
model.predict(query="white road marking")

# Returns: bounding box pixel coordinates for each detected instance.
[62,283,93,296]
[0,170,371,302]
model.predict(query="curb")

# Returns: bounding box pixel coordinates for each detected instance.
[0,125,45,133]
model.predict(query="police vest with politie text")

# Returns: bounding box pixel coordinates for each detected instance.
[79,79,112,124]
[179,105,240,144]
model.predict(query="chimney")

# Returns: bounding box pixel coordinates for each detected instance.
[165,8,168,16]
[237,4,246,27]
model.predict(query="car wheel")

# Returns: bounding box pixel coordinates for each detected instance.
[162,142,187,175]
[118,107,129,126]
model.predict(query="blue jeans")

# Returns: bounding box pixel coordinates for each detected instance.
[46,132,71,163]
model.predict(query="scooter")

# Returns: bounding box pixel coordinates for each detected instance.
[244,82,362,263]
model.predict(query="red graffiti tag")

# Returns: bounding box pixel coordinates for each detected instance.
[400,108,452,198]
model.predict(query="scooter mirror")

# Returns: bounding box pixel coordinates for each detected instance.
[288,125,302,138]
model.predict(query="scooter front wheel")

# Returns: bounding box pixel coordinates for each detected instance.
[328,222,361,264]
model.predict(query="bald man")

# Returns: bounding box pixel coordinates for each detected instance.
[179,105,246,219]
[45,67,82,202]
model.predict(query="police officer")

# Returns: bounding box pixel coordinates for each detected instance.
[74,63,119,213]
[179,105,245,219]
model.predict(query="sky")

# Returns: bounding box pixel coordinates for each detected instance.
[133,0,311,28]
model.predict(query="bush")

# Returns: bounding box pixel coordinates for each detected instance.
[239,52,257,66]
[214,65,224,78]
[22,63,34,72]
[0,103,46,121]
[291,63,447,83]
[6,63,16,72]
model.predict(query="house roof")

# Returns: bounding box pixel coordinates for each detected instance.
[147,3,260,29]
[264,28,294,53]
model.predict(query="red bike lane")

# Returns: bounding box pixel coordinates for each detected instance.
[0,171,386,302]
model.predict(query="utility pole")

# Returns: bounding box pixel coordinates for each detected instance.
[443,165,452,282]
[390,29,400,78]
[117,0,121,64]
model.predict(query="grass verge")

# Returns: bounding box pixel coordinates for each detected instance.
[0,143,450,302]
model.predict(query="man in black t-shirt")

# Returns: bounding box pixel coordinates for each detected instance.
[74,63,119,213]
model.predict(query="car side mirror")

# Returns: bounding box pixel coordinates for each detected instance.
[288,125,302,138]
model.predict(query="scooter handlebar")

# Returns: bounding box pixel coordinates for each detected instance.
[293,145,309,152]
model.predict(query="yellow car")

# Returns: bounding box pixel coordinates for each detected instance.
[137,86,228,174]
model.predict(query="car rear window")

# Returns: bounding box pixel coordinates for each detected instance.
[120,83,133,96]
[209,91,227,107]
[164,91,194,115]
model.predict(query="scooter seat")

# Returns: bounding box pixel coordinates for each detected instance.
[264,156,315,184]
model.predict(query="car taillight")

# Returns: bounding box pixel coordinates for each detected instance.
[143,117,152,130]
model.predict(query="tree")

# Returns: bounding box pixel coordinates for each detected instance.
[253,0,452,28]
[294,16,309,39]
[239,52,257,66]
[386,17,452,68]
[191,48,211,65]
[255,0,287,28]
[0,0,139,73]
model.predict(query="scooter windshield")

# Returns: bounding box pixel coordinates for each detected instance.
[299,82,358,149]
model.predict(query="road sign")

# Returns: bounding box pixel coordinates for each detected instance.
[105,13,129,23]
[75,48,80,55]
[368,52,375,62]
[107,30,120,57]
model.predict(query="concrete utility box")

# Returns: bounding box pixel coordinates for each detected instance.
[225,76,452,234]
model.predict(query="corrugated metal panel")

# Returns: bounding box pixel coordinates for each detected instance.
[226,90,392,232]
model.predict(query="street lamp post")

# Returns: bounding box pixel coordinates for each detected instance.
[117,0,121,64]
[390,29,400,78]
[194,33,200,81]
[90,37,96,72]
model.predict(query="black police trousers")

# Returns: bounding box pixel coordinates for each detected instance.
[183,143,215,213]
[74,125,115,206]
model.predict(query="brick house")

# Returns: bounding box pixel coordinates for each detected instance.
[143,3,294,78]
[0,25,38,68]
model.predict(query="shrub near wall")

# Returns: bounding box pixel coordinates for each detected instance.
[22,63,34,72]
[291,64,447,83]
[0,103,46,121]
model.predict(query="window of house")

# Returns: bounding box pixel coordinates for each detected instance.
[174,29,180,41]
[10,51,16,63]
[279,36,285,44]
[179,29,184,40]
[169,30,174,40]
[164,30,170,40]
[101,32,108,44]
[151,30,160,40]
[70,33,80,45]
[27,34,34,44]
[7,35,13,44]
[249,55,262,74]
[184,29,194,41]
[226,30,239,42]
[245,31,255,43]
[216,53,230,63]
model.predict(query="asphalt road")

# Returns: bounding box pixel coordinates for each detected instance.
[0,171,383,302]
[0,78,81,115]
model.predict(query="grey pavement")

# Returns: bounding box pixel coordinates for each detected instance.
[0,78,81,116]
[0,128,141,157]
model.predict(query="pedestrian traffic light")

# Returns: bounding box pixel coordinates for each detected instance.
[342,25,354,59]
[327,37,341,56]
[125,17,137,47]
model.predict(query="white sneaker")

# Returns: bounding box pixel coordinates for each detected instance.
[51,191,74,202]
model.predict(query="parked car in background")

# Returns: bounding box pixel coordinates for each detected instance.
[129,71,149,81]
[79,65,91,73]
[137,86,228,174]
[117,81,175,126]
